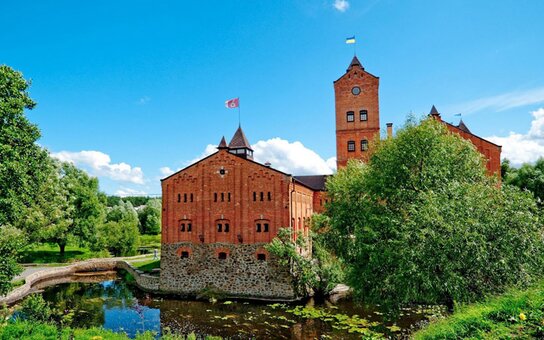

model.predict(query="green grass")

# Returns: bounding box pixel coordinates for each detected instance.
[18,243,109,264]
[132,259,160,273]
[11,279,25,288]
[413,281,544,339]
[139,234,161,249]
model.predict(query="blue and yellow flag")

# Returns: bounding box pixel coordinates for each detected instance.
[345,36,356,44]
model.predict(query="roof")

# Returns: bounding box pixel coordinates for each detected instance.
[457,119,471,134]
[347,55,362,72]
[444,121,501,148]
[429,105,440,116]
[293,175,328,191]
[217,136,227,149]
[228,125,253,150]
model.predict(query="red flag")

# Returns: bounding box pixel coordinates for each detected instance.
[225,98,239,109]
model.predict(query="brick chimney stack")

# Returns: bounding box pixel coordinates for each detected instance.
[386,123,393,138]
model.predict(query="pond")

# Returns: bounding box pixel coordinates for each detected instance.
[30,274,445,339]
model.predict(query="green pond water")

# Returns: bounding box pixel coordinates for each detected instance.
[32,273,445,339]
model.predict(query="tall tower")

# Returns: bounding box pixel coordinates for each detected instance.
[334,56,380,168]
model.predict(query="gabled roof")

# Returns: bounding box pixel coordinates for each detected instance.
[217,136,228,149]
[457,119,471,134]
[346,55,363,72]
[294,175,329,191]
[228,125,253,150]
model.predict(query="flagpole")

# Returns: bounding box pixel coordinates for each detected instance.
[238,98,241,126]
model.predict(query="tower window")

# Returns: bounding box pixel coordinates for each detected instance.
[190,193,193,202]
[218,252,227,260]
[360,110,368,121]
[184,193,187,202]
[257,253,266,261]
[187,223,192,232]
[264,223,269,232]
[228,192,231,202]
[221,192,224,202]
[177,194,180,203]
[180,223,185,232]
[347,141,355,152]
[217,223,222,232]
[346,111,355,122]
[267,192,271,201]
[361,139,369,151]
[260,192,264,201]
[253,192,257,201]
[214,193,217,202]
[180,251,189,258]
[256,223,262,232]
[224,223,230,232]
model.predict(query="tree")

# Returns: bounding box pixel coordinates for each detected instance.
[138,198,161,235]
[504,158,544,203]
[0,226,24,296]
[325,117,544,309]
[0,65,51,227]
[95,200,140,256]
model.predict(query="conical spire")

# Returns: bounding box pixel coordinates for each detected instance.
[429,105,440,117]
[457,119,471,134]
[228,126,253,150]
[217,136,228,149]
[347,55,363,72]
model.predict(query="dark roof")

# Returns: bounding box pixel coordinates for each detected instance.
[228,125,253,150]
[293,175,328,191]
[347,55,362,71]
[429,105,440,116]
[457,119,471,134]
[217,136,228,149]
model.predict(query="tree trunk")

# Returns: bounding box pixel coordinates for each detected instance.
[59,243,66,257]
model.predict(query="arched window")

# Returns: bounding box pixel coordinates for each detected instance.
[216,219,230,233]
[361,139,369,151]
[255,219,270,233]
[347,141,355,152]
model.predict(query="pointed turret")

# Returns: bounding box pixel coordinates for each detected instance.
[228,125,253,160]
[429,105,440,117]
[457,119,471,134]
[347,55,363,72]
[217,136,228,149]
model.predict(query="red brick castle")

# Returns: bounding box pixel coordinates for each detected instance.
[159,56,501,300]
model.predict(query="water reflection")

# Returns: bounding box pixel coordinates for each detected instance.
[39,276,441,339]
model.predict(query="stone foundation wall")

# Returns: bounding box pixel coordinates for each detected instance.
[160,243,297,300]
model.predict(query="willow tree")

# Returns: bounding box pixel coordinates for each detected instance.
[325,117,544,309]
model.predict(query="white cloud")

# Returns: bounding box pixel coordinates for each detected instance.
[252,138,335,175]
[115,187,148,197]
[450,87,544,115]
[183,144,218,166]
[333,0,350,12]
[159,166,175,176]
[137,96,151,105]
[487,108,544,166]
[52,150,145,184]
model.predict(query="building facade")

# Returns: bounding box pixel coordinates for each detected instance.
[160,56,501,300]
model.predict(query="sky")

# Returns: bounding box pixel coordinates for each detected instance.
[1,0,544,196]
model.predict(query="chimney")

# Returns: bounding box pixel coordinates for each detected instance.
[264,161,271,167]
[386,123,393,138]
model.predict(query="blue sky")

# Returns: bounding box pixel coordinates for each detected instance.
[2,1,544,195]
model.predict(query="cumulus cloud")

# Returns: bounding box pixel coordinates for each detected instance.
[450,87,544,115]
[52,150,145,184]
[159,166,175,176]
[115,187,148,197]
[333,0,350,12]
[487,108,544,166]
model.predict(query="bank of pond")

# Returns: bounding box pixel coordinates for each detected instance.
[3,273,447,339]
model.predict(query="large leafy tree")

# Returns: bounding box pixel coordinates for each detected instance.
[95,200,140,256]
[325,117,544,309]
[0,65,51,227]
[0,226,24,295]
[138,198,161,235]
[503,157,544,203]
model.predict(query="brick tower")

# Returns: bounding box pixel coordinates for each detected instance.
[334,56,380,168]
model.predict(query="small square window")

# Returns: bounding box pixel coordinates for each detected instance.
[347,141,355,152]
[218,252,227,260]
[361,140,369,151]
[346,111,355,122]
[181,251,189,258]
[257,253,266,261]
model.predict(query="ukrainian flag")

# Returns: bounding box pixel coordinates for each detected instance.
[346,36,356,44]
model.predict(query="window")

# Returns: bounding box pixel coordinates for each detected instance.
[224,223,230,232]
[180,251,189,258]
[214,193,217,202]
[253,192,257,201]
[346,111,355,122]
[218,252,227,260]
[347,141,355,152]
[217,223,222,232]
[256,223,262,232]
[177,194,180,203]
[184,193,187,202]
[360,110,368,121]
[180,223,185,232]
[190,193,193,202]
[187,223,192,232]
[361,139,369,151]
[228,193,231,202]
[264,223,269,232]
[267,192,271,201]
[260,192,264,201]
[257,253,266,261]
[221,192,224,202]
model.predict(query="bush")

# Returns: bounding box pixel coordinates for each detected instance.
[18,294,52,323]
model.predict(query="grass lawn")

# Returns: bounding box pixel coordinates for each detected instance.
[413,281,544,339]
[18,243,109,264]
[139,234,161,249]
[132,259,160,273]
